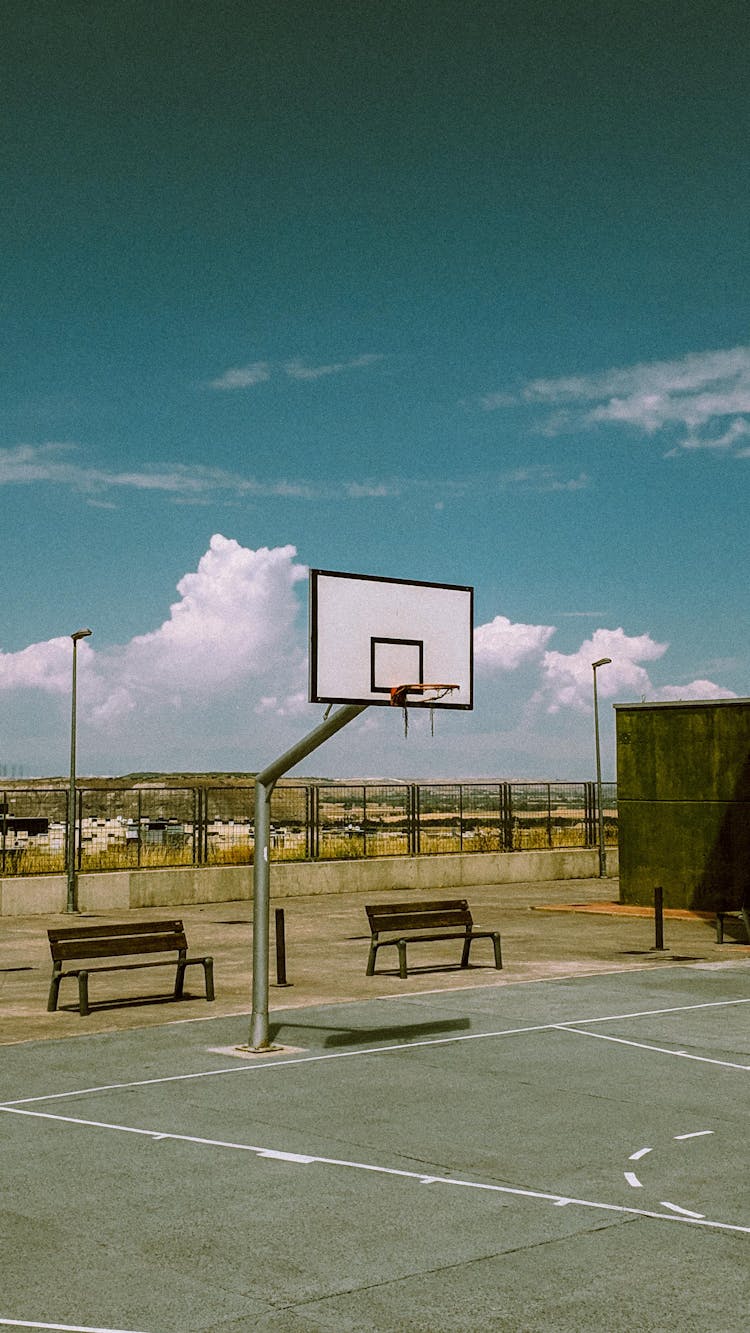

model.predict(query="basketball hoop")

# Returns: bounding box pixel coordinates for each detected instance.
[389,683,459,736]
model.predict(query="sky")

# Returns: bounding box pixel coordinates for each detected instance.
[1,0,748,781]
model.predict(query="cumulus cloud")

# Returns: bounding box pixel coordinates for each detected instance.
[0,635,91,694]
[474,616,555,670]
[481,345,750,455]
[0,537,308,727]
[539,627,668,713]
[652,679,737,702]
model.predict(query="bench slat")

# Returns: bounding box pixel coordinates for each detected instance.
[51,932,188,962]
[367,910,471,932]
[48,919,184,943]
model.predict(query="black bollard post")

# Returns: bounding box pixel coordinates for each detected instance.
[652,886,666,951]
[274,907,291,986]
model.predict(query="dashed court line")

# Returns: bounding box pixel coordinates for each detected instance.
[1,1103,748,1238]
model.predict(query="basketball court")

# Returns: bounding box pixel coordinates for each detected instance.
[2,958,749,1331]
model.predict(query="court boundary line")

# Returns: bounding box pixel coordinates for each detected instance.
[555,1024,750,1071]
[2,1103,749,1239]
[3,995,749,1109]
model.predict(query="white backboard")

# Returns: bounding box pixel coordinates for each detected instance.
[309,569,473,708]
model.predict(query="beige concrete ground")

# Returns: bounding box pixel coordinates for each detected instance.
[2,876,748,1045]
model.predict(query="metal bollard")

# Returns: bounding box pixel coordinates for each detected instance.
[652,886,666,951]
[274,907,291,986]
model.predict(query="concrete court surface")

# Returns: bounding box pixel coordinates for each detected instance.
[1,876,749,1331]
[1,963,749,1332]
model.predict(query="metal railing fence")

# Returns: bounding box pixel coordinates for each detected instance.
[0,780,617,876]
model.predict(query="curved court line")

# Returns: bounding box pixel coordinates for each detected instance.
[660,1201,705,1219]
[3,995,750,1110]
[554,1024,750,1071]
[2,1104,749,1238]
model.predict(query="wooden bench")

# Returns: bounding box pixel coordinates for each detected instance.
[47,919,215,1016]
[715,906,750,944]
[365,899,502,979]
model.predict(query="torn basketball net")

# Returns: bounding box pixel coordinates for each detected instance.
[389,683,459,736]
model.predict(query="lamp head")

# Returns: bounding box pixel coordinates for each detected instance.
[592,657,612,669]
[71,628,92,642]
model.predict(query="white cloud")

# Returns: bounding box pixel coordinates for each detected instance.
[207,362,271,389]
[0,537,308,728]
[284,353,384,380]
[539,627,669,713]
[652,679,737,702]
[0,635,90,694]
[207,352,384,388]
[481,345,750,455]
[474,616,555,671]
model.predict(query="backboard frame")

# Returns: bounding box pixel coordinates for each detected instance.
[309,568,474,709]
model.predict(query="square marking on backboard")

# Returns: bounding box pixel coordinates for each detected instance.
[371,638,424,694]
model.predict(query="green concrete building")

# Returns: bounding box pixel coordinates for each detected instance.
[615,698,750,910]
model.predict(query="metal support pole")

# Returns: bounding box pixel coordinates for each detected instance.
[592,658,611,878]
[250,703,365,1049]
[66,629,91,913]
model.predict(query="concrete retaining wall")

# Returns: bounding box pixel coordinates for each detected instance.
[0,846,617,916]
[616,697,750,909]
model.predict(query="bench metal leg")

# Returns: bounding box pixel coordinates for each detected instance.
[175,956,215,1000]
[716,911,750,944]
[460,933,472,968]
[47,968,62,1012]
[366,941,378,976]
[78,971,90,1016]
[492,932,503,969]
[204,957,215,1001]
[397,939,408,980]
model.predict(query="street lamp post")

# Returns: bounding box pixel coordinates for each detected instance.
[592,657,612,878]
[66,629,92,913]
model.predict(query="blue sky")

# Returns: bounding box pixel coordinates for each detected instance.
[1,0,748,780]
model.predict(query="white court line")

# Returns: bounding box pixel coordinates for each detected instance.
[3,995,750,1109]
[624,1171,642,1188]
[554,1025,750,1071]
[660,1202,705,1219]
[629,1147,652,1160]
[675,1130,714,1140]
[2,1104,749,1238]
[0,1319,149,1332]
